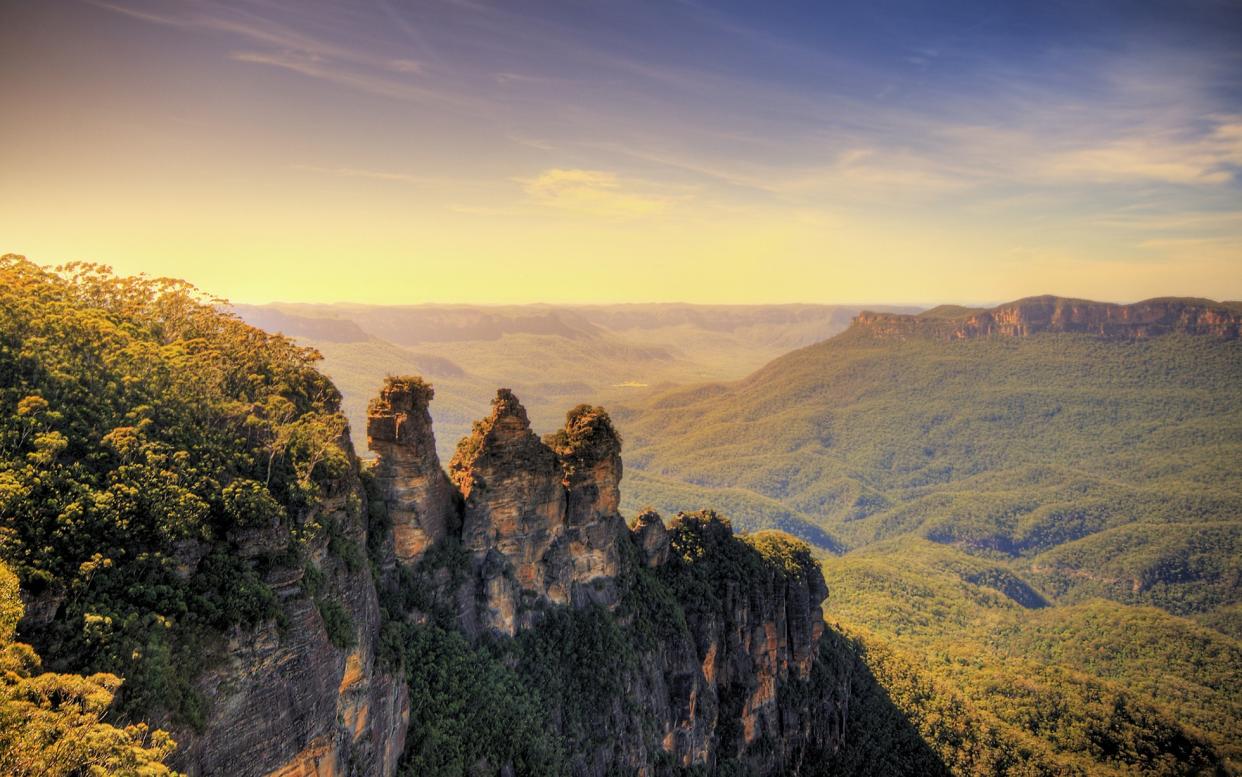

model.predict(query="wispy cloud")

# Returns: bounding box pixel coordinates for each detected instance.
[1043,124,1242,185]
[386,58,423,74]
[290,164,491,189]
[90,0,486,113]
[291,164,431,184]
[88,0,358,62]
[519,169,681,218]
[1090,210,1242,232]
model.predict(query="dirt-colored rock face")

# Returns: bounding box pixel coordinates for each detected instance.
[172,455,408,777]
[854,296,1242,340]
[450,389,570,634]
[366,377,458,563]
[438,392,630,635]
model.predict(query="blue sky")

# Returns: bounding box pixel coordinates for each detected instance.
[1,0,1239,303]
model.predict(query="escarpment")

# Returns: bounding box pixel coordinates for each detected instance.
[853,295,1242,340]
[171,451,408,777]
[361,378,852,774]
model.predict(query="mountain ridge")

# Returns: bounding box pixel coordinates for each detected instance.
[852,295,1242,340]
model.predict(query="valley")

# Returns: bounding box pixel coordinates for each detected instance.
[618,297,1242,773]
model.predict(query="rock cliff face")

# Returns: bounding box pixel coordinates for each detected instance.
[853,296,1242,340]
[173,446,408,777]
[366,377,458,564]
[364,380,848,775]
[638,512,840,774]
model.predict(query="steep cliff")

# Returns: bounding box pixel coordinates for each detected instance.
[852,295,1242,340]
[0,256,413,777]
[170,448,408,777]
[364,379,853,775]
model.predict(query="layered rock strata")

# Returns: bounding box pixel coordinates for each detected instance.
[853,295,1242,340]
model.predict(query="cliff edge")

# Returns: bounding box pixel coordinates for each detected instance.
[852,295,1242,340]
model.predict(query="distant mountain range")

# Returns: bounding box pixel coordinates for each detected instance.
[852,295,1242,340]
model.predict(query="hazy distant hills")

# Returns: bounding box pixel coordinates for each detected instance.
[231,302,920,461]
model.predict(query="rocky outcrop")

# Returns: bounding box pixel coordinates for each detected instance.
[449,389,570,635]
[412,390,630,636]
[853,295,1242,340]
[171,377,852,776]
[362,380,847,774]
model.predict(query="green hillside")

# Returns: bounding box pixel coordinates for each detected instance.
[617,318,1242,773]
[619,327,1242,562]
[822,538,1239,773]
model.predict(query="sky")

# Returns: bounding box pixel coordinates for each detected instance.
[1,0,1240,305]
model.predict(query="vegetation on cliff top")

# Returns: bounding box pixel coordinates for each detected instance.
[544,403,621,478]
[0,255,354,725]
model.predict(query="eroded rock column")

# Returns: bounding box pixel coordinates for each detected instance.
[367,376,457,565]
[449,389,567,635]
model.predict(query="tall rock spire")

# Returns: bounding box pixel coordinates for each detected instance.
[449,389,568,635]
[366,376,458,564]
[547,404,629,608]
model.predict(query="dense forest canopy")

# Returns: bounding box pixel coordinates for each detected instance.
[0,557,179,775]
[0,254,351,724]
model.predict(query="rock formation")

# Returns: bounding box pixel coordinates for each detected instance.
[853,295,1242,340]
[366,377,458,564]
[361,381,847,774]
[635,512,838,774]
[167,377,851,776]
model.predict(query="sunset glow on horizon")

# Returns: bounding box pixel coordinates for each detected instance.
[2,0,1240,305]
